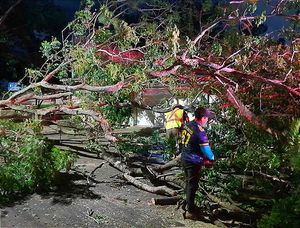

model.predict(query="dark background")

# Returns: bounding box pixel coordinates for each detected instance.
[0,0,294,85]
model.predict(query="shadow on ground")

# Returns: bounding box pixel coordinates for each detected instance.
[39,172,102,205]
[0,171,101,208]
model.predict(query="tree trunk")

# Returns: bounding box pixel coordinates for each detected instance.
[152,154,181,172]
[123,174,178,196]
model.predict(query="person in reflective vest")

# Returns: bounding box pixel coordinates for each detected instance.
[181,107,215,220]
[165,105,189,156]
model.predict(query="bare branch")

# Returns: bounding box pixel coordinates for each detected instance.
[150,65,181,78]
[0,81,128,107]
[0,0,23,26]
[226,87,280,137]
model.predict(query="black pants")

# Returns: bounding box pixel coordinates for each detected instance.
[182,161,201,213]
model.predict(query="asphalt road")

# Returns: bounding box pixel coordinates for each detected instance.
[0,156,217,228]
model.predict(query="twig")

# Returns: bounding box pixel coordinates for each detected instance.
[0,0,23,25]
[87,162,106,185]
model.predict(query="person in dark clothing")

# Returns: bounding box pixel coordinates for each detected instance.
[181,107,215,220]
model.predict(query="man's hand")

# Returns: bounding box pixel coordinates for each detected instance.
[204,159,215,168]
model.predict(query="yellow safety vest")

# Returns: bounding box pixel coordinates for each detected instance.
[165,108,184,130]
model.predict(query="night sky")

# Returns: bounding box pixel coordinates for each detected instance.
[0,0,295,86]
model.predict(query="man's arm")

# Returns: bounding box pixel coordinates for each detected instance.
[200,144,215,160]
[198,129,214,161]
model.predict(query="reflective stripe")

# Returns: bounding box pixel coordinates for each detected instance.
[200,143,209,146]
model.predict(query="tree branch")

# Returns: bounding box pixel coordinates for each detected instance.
[123,173,177,196]
[0,81,127,107]
[226,87,280,137]
[0,0,23,26]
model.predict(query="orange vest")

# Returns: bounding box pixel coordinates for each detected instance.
[165,108,184,130]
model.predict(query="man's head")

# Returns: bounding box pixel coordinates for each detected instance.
[194,107,215,126]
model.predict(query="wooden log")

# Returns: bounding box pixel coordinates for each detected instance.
[0,109,30,120]
[54,145,99,159]
[152,154,181,172]
[244,171,289,184]
[113,126,161,137]
[100,153,143,176]
[151,196,182,205]
[55,140,143,176]
[146,166,185,188]
[157,175,185,188]
[206,192,247,214]
[123,173,177,196]
[213,220,228,228]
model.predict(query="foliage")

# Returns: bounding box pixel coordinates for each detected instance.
[233,123,281,172]
[41,38,62,59]
[6,0,298,128]
[115,130,165,157]
[1,0,300,225]
[288,119,300,173]
[102,104,132,127]
[255,119,300,227]
[258,194,300,228]
[116,135,151,156]
[207,104,298,175]
[0,120,78,203]
[205,103,300,223]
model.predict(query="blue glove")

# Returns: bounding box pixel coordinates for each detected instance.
[200,145,215,160]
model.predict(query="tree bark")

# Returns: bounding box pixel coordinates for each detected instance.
[152,154,181,173]
[123,173,178,196]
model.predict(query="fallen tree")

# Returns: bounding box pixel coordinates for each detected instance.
[1,0,300,226]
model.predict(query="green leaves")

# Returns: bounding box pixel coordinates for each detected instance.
[25,68,44,82]
[212,43,223,56]
[255,11,267,27]
[98,5,112,25]
[202,0,213,12]
[95,29,113,44]
[117,21,139,49]
[288,119,300,173]
[51,147,78,171]
[0,120,78,200]
[266,153,281,170]
[40,38,61,59]
[72,10,92,36]
[102,104,132,127]
[106,63,124,82]
[258,194,300,228]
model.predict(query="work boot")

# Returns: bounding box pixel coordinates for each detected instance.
[183,211,203,220]
[193,205,204,211]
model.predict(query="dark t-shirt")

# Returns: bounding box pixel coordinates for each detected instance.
[181,120,209,159]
